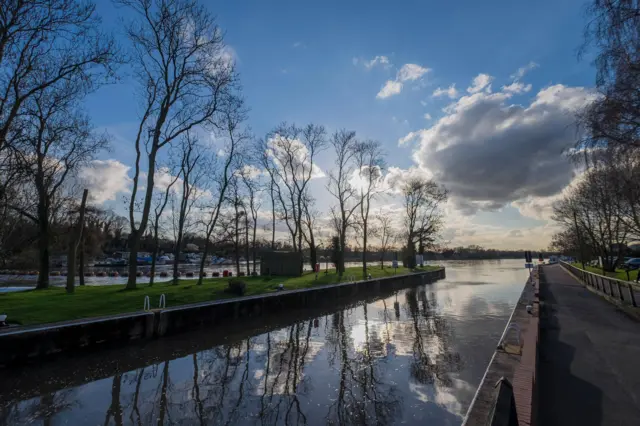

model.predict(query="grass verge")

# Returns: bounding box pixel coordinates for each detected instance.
[0,265,439,326]
[569,262,639,282]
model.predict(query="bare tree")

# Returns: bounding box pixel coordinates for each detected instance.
[260,123,326,272]
[7,86,108,288]
[553,163,628,272]
[240,168,262,275]
[579,0,640,149]
[117,0,239,289]
[196,101,247,285]
[66,189,88,293]
[353,140,385,278]
[402,178,447,269]
[171,133,205,284]
[0,0,116,154]
[327,130,360,276]
[148,167,179,286]
[375,209,396,269]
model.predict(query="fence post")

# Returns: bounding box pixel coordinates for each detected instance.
[629,284,637,307]
[617,282,624,302]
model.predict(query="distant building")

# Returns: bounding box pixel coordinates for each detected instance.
[260,251,303,276]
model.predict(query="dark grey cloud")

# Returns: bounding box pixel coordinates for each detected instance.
[406,85,596,214]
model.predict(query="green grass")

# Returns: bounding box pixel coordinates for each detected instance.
[570,262,639,282]
[0,265,439,326]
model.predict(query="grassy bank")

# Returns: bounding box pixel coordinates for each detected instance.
[0,265,439,326]
[569,262,639,282]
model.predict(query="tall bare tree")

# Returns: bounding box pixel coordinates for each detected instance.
[327,130,360,276]
[0,0,116,154]
[148,167,179,286]
[7,85,108,288]
[196,100,247,285]
[260,123,326,272]
[375,209,396,269]
[402,177,447,268]
[580,0,640,149]
[171,133,205,284]
[354,140,385,278]
[118,0,238,289]
[240,167,262,275]
[553,162,629,272]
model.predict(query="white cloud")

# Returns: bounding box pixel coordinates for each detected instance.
[404,83,598,214]
[266,136,326,179]
[510,61,539,81]
[79,159,132,204]
[377,80,403,99]
[364,55,392,69]
[292,41,305,48]
[502,82,532,94]
[424,113,432,120]
[432,84,458,99]
[383,166,433,193]
[397,63,430,82]
[467,73,493,94]
[420,100,428,106]
[376,63,430,99]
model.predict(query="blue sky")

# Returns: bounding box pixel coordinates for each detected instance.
[81,0,596,249]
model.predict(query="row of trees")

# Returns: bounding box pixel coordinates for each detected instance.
[0,0,449,292]
[551,0,640,271]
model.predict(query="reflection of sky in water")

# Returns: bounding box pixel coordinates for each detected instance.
[0,259,526,425]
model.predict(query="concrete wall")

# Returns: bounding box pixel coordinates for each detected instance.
[0,268,445,367]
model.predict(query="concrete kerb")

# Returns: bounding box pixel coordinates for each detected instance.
[0,268,445,366]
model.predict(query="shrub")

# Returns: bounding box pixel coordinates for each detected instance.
[225,279,247,296]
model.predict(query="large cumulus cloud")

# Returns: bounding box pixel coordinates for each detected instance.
[401,84,597,213]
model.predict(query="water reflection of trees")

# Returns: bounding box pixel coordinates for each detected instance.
[0,389,76,426]
[1,288,468,425]
[325,307,401,425]
[404,289,463,388]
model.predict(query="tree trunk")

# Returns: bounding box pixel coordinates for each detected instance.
[252,220,258,274]
[234,205,240,275]
[197,237,209,286]
[362,222,368,279]
[149,227,159,287]
[78,236,85,287]
[245,211,250,276]
[338,228,347,277]
[37,219,50,289]
[271,185,276,250]
[172,210,186,285]
[126,232,140,289]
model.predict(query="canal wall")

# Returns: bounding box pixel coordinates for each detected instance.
[0,268,445,367]
[463,267,540,426]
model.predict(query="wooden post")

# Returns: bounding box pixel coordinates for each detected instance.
[66,189,88,293]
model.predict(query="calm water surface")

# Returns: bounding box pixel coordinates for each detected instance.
[0,259,526,425]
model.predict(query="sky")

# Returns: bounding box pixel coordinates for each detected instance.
[80,0,597,250]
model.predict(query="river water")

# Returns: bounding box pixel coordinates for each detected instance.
[0,259,526,425]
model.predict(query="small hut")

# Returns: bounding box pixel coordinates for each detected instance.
[260,251,303,277]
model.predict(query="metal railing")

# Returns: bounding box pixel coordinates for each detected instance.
[560,261,638,307]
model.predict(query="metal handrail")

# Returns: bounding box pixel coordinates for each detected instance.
[143,295,150,311]
[559,261,640,287]
[159,294,166,309]
[559,261,638,307]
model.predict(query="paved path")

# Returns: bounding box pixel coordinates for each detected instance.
[538,264,640,426]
